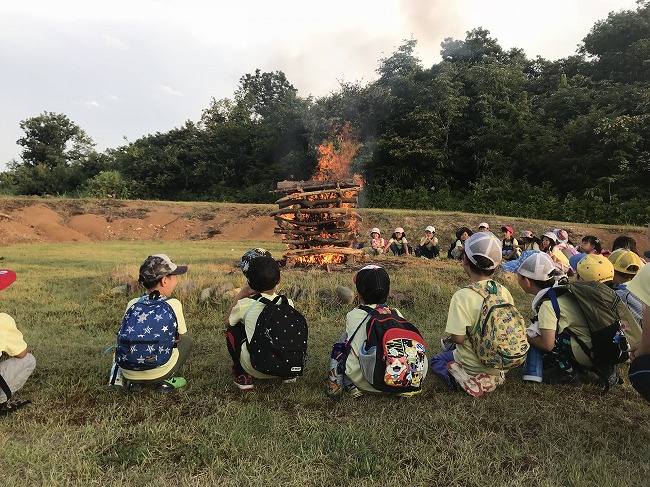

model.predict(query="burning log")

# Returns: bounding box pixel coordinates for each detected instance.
[273,179,363,266]
[275,179,360,193]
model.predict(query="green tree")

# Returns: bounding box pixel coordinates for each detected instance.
[9,112,97,195]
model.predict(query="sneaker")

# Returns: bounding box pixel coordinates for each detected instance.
[543,367,582,386]
[127,381,144,393]
[345,384,364,398]
[447,361,484,397]
[156,376,187,393]
[233,371,254,391]
[474,373,505,393]
[396,389,422,398]
[282,377,298,384]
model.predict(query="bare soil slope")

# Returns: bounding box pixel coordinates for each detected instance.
[0,197,647,254]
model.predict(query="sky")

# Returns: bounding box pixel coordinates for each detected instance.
[0,0,640,169]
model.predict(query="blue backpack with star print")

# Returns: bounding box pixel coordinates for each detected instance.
[115,295,178,371]
[247,294,308,377]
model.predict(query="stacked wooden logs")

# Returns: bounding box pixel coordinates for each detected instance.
[271,179,363,262]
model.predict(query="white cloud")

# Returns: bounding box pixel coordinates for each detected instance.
[156,85,183,97]
[102,34,128,50]
[108,95,119,101]
[85,100,101,108]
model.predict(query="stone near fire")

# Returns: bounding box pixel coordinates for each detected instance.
[221,288,241,300]
[199,286,215,303]
[109,285,128,295]
[215,281,234,295]
[336,286,355,304]
[317,289,334,302]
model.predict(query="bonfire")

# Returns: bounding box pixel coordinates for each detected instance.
[271,123,364,267]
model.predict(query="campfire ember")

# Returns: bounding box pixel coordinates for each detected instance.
[271,178,363,267]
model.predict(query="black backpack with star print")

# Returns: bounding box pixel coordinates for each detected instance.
[247,294,308,377]
[115,294,178,371]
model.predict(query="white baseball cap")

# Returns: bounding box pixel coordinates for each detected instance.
[464,232,502,270]
[517,252,556,281]
[394,227,404,233]
[370,227,381,234]
[425,225,435,233]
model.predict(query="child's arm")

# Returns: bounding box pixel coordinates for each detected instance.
[528,328,555,352]
[224,284,256,328]
[631,304,650,359]
[441,334,465,348]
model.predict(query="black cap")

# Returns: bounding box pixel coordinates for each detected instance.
[240,248,272,277]
[246,256,281,292]
[355,265,390,304]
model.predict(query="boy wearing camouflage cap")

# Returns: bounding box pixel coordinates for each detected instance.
[118,254,193,393]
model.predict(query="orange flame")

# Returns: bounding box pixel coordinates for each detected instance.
[313,122,362,181]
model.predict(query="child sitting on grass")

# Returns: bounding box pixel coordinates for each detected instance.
[384,227,410,256]
[327,265,425,397]
[415,225,440,259]
[627,247,650,402]
[0,269,36,415]
[431,232,518,396]
[368,228,386,255]
[225,252,306,390]
[118,254,193,393]
[609,249,644,327]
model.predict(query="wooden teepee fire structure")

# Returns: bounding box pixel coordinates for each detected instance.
[271,178,363,266]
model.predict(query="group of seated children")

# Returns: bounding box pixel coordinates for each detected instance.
[3,226,649,414]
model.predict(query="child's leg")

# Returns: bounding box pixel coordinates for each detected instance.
[161,335,194,381]
[327,333,348,398]
[0,354,36,403]
[430,350,456,387]
[389,242,399,255]
[629,355,650,403]
[225,322,248,376]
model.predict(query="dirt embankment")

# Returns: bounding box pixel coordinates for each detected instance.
[0,198,647,254]
[0,199,277,245]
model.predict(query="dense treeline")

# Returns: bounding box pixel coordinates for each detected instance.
[2,2,649,224]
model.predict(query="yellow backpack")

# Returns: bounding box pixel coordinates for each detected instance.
[467,281,529,369]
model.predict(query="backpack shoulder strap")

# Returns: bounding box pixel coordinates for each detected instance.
[467,282,489,299]
[242,294,267,323]
[548,286,592,358]
[0,373,12,401]
[339,307,376,369]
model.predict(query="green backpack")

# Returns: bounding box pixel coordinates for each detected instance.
[467,281,529,370]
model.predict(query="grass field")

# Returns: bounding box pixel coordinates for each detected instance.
[1,239,649,486]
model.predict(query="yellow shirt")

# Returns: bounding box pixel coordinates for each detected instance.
[550,248,570,268]
[228,293,295,379]
[446,280,514,376]
[628,263,650,307]
[120,297,187,381]
[0,313,27,356]
[537,293,593,367]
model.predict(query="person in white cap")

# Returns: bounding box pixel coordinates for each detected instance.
[478,222,490,232]
[368,228,386,255]
[0,269,36,415]
[415,225,440,259]
[515,251,640,387]
[431,232,516,397]
[384,227,410,256]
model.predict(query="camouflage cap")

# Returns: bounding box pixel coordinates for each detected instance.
[139,254,188,282]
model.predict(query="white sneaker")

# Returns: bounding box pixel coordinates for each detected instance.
[447,361,483,397]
